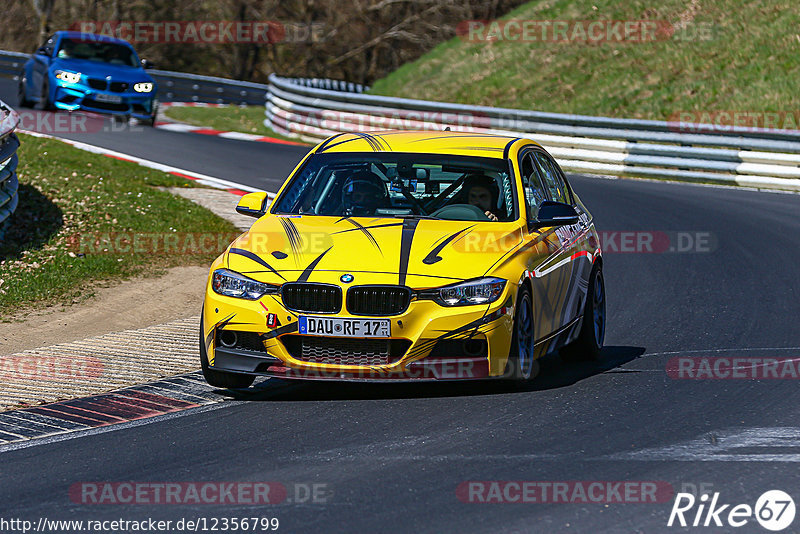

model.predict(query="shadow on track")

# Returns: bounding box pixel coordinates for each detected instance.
[217,345,646,403]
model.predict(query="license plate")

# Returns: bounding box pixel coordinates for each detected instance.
[298,316,390,338]
[94,93,122,103]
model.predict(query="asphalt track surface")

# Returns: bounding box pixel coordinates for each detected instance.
[2,78,800,532]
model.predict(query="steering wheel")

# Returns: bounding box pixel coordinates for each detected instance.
[431,203,491,221]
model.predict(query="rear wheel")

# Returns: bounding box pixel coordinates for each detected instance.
[561,263,605,361]
[505,284,538,382]
[199,314,255,389]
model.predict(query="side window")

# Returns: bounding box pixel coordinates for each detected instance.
[519,152,547,220]
[42,36,56,56]
[533,153,570,204]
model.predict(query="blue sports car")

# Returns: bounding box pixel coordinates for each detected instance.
[18,31,158,125]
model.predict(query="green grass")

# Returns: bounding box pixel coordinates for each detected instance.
[0,134,239,318]
[163,105,308,144]
[369,0,800,121]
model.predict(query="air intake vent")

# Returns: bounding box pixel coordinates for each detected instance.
[282,335,411,366]
[281,283,342,314]
[346,285,411,316]
[86,78,107,90]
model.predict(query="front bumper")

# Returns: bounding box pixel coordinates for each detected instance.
[53,80,156,119]
[203,277,517,382]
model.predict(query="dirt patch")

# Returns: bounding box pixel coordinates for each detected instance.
[0,265,208,356]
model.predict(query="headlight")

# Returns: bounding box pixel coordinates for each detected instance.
[55,70,81,83]
[212,269,279,300]
[133,82,154,93]
[422,277,507,306]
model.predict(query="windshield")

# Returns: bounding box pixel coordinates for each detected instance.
[57,38,139,67]
[272,152,516,222]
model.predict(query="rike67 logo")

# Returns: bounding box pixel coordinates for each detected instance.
[668,490,796,531]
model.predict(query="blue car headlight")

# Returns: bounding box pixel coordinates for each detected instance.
[420,277,507,306]
[133,82,154,93]
[54,70,81,84]
[212,269,279,300]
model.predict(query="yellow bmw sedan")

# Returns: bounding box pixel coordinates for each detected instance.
[201,131,605,387]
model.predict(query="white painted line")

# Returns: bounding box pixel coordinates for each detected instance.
[18,129,271,196]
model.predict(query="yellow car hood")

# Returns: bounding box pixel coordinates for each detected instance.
[225,215,522,289]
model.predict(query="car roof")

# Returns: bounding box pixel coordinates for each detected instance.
[315,130,539,159]
[55,31,133,47]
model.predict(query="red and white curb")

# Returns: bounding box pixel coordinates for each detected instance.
[158,102,308,146]
[19,129,271,197]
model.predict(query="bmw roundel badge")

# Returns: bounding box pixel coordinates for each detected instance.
[340,273,354,283]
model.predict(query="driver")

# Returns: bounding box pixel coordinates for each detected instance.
[341,170,389,216]
[463,174,501,221]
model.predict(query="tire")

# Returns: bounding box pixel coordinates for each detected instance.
[40,78,54,111]
[199,314,255,389]
[561,263,606,361]
[17,76,33,108]
[505,284,538,382]
[141,102,158,127]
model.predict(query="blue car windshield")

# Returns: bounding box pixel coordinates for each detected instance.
[272,152,516,222]
[57,38,139,68]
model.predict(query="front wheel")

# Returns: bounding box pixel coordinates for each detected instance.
[561,263,606,361]
[505,284,538,382]
[40,78,54,110]
[199,314,255,389]
[18,76,34,108]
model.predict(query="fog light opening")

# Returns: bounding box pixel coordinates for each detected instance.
[219,330,238,348]
[463,339,484,357]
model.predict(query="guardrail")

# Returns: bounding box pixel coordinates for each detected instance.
[265,74,800,191]
[0,99,21,239]
[0,50,268,105]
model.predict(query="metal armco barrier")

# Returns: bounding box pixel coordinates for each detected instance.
[265,74,800,191]
[149,70,268,105]
[0,50,268,105]
[0,99,21,238]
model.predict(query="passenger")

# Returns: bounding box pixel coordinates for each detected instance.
[463,174,502,221]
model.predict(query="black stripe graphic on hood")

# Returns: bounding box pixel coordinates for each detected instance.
[297,246,333,282]
[398,219,419,286]
[279,217,302,262]
[229,248,287,281]
[339,218,383,254]
[332,222,404,235]
[422,225,474,265]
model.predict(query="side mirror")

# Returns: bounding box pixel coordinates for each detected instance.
[532,201,579,228]
[141,59,155,69]
[236,192,269,218]
[36,47,48,56]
